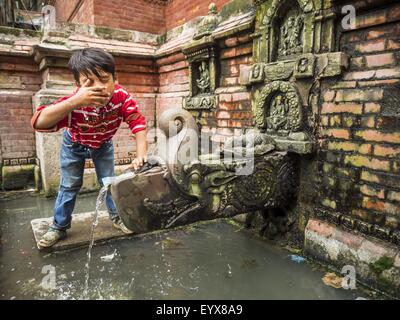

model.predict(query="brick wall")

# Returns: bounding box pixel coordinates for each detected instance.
[93,0,166,34]
[154,30,253,150]
[113,56,158,161]
[165,0,231,31]
[54,0,233,34]
[300,2,400,232]
[55,0,166,34]
[156,52,189,118]
[0,53,156,177]
[55,0,94,24]
[0,56,41,163]
[155,1,400,237]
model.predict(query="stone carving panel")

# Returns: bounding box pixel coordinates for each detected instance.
[278,9,304,59]
[254,81,302,134]
[182,3,221,110]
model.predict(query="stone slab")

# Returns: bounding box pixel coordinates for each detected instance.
[274,138,315,154]
[31,211,133,252]
[305,218,400,298]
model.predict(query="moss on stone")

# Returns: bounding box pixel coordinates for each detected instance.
[94,26,131,41]
[0,26,21,37]
[369,256,395,275]
[157,33,167,46]
[219,0,254,21]
[2,165,35,190]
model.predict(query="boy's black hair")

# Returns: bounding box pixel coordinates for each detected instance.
[68,48,116,84]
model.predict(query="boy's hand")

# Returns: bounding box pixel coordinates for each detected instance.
[132,155,147,171]
[71,79,110,108]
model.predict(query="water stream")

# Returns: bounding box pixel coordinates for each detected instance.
[82,186,108,299]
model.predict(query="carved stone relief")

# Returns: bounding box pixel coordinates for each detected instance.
[278,9,304,58]
[246,0,348,146]
[182,3,220,110]
[254,81,302,134]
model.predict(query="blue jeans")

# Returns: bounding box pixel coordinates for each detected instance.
[52,130,119,231]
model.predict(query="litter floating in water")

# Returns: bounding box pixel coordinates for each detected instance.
[288,255,306,264]
[101,249,118,262]
[322,272,344,289]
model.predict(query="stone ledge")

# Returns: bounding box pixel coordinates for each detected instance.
[304,218,400,298]
[31,211,133,252]
[1,165,37,190]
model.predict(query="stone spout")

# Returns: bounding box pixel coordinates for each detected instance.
[110,108,300,234]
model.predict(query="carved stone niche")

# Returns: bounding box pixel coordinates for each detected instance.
[245,0,349,154]
[182,4,220,110]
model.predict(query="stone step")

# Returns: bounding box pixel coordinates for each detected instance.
[31,211,134,252]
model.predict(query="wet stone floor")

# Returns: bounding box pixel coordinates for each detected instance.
[0,191,379,300]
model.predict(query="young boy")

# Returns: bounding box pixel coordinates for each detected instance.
[31,48,148,248]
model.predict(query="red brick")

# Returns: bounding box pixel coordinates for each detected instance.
[224,37,239,48]
[355,130,400,144]
[358,79,400,87]
[356,39,386,53]
[356,10,387,29]
[343,70,375,81]
[323,90,336,102]
[361,116,376,128]
[388,191,400,202]
[365,53,396,68]
[362,197,399,215]
[335,89,383,102]
[232,92,250,101]
[360,184,385,199]
[374,145,400,158]
[387,39,400,50]
[364,102,381,113]
[321,128,350,139]
[375,68,400,79]
[344,155,390,171]
[327,141,372,154]
[321,102,363,114]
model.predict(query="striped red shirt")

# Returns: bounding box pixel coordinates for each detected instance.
[31,84,147,149]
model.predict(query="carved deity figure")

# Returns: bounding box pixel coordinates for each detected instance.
[278,12,304,57]
[298,57,308,73]
[269,94,289,130]
[196,61,211,94]
[252,64,261,79]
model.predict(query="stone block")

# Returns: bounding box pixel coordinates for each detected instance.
[305,218,400,298]
[1,164,35,190]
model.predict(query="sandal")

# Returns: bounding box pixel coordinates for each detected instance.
[38,227,67,248]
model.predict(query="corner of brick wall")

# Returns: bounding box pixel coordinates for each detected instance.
[306,1,400,231]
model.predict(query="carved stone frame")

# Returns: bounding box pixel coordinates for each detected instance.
[182,37,218,110]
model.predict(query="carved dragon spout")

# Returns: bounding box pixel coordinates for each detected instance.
[110,108,299,234]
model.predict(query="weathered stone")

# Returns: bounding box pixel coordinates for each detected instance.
[274,137,315,154]
[305,218,400,298]
[288,132,308,141]
[2,165,35,190]
[31,211,133,252]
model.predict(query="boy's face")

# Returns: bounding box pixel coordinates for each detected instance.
[77,69,116,102]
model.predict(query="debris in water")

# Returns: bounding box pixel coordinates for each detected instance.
[288,255,306,263]
[240,259,258,269]
[101,249,118,262]
[322,272,343,289]
[285,246,302,255]
[226,263,233,278]
[156,237,183,249]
